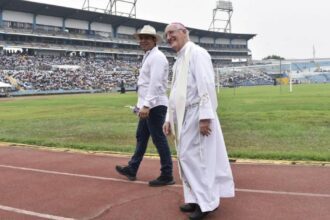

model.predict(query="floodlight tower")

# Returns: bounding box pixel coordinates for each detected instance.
[82,0,137,18]
[209,0,233,33]
[82,0,107,13]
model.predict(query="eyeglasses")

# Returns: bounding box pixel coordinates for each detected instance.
[164,29,185,39]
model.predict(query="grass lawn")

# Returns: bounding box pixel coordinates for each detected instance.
[0,83,329,161]
[219,84,330,161]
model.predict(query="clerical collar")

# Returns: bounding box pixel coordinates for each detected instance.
[177,41,193,57]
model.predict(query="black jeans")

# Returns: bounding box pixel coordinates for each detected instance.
[128,105,173,177]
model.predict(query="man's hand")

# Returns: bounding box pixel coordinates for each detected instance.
[199,119,211,136]
[163,122,171,136]
[138,106,150,119]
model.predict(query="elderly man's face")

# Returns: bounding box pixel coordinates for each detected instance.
[138,35,156,52]
[164,24,187,52]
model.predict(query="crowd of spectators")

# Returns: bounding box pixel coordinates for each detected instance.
[0,53,140,92]
[2,52,309,95]
[219,69,274,87]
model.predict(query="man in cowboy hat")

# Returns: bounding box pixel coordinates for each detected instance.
[116,25,175,186]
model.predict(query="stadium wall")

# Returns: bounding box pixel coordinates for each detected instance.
[0,0,255,64]
[36,15,62,27]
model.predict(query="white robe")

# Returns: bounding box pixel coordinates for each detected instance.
[167,42,235,212]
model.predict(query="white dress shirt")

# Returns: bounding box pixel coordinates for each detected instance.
[137,46,169,109]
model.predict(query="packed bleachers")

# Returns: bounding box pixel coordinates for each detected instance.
[218,69,274,87]
[0,52,282,95]
[0,53,140,93]
[2,52,329,96]
[218,59,330,87]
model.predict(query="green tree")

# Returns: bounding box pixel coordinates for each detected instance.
[262,55,285,60]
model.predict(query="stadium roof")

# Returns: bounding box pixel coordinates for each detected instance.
[0,0,255,40]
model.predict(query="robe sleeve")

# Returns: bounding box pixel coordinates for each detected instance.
[191,48,216,121]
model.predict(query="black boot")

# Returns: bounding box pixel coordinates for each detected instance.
[179,203,197,212]
[189,205,210,220]
[115,165,136,181]
[148,175,175,187]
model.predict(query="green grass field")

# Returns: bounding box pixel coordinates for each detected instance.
[1,83,329,161]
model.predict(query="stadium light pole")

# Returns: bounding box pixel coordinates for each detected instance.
[279,59,282,94]
[216,68,220,94]
[289,62,293,92]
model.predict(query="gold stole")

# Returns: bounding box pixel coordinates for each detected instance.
[169,42,193,152]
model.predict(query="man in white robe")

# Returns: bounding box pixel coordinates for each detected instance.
[163,22,235,220]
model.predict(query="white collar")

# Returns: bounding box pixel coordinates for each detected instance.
[177,41,193,58]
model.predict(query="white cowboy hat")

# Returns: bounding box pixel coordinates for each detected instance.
[134,25,162,43]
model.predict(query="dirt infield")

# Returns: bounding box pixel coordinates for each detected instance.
[0,144,329,220]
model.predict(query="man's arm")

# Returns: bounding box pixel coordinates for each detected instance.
[199,119,211,136]
[163,121,171,136]
[192,49,216,136]
[138,106,150,119]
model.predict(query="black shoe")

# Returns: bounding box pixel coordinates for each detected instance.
[115,165,136,181]
[148,175,175,187]
[179,203,197,212]
[189,205,210,220]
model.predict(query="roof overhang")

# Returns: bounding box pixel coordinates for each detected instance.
[0,0,255,40]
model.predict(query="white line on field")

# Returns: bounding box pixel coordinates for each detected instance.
[235,188,330,198]
[1,164,330,199]
[0,204,75,220]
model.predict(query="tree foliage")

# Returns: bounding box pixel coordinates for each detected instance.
[262,55,285,60]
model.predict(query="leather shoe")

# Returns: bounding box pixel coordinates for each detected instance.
[115,165,136,181]
[148,175,175,187]
[189,205,210,220]
[179,203,197,212]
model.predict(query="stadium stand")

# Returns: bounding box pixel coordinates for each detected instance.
[218,58,330,87]
[0,0,257,94]
[0,53,140,93]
